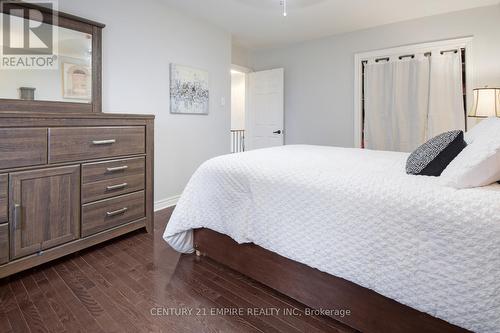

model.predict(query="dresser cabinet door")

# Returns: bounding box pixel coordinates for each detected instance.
[9,166,80,259]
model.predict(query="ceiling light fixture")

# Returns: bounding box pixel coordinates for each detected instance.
[281,0,287,17]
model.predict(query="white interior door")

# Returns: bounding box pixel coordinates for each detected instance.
[246,68,284,150]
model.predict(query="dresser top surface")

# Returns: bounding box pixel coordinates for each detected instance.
[0,112,155,120]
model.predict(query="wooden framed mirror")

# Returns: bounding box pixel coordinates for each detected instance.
[0,1,104,113]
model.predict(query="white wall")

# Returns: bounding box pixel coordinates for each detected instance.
[230,72,245,130]
[232,44,252,69]
[250,5,500,147]
[58,0,232,205]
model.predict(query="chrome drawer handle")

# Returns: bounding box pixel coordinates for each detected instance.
[106,207,128,217]
[106,165,128,172]
[92,139,116,145]
[106,183,128,191]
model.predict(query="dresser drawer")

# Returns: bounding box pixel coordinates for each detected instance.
[0,223,8,265]
[82,191,145,237]
[82,157,145,184]
[49,127,145,163]
[0,175,6,223]
[82,174,145,204]
[0,128,47,169]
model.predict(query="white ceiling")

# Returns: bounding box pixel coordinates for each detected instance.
[161,0,499,49]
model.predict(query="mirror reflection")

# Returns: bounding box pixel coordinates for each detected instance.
[0,13,92,103]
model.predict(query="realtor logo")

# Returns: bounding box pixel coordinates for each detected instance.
[1,0,58,69]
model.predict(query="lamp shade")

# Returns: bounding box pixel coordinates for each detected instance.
[469,88,500,117]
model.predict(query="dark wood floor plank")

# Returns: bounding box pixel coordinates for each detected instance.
[113,235,263,333]
[91,251,145,295]
[0,283,15,333]
[31,270,84,333]
[21,274,66,333]
[172,269,265,333]
[73,265,142,333]
[9,278,49,333]
[107,241,145,273]
[107,253,230,332]
[165,275,262,333]
[81,251,144,306]
[84,251,194,333]
[175,259,276,333]
[0,282,29,333]
[171,278,262,333]
[43,267,105,333]
[99,246,144,282]
[0,312,13,333]
[72,256,161,333]
[53,262,118,332]
[81,250,188,333]
[62,259,96,291]
[65,258,143,333]
[0,207,354,333]
[118,240,261,333]
[120,228,182,280]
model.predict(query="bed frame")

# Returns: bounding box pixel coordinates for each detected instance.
[193,228,470,333]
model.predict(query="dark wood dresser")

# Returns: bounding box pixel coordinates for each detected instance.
[0,112,154,278]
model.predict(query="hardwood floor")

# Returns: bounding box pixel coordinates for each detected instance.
[0,208,357,333]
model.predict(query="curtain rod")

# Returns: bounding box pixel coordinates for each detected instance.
[371,48,463,63]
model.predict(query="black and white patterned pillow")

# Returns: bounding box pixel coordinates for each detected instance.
[406,130,467,176]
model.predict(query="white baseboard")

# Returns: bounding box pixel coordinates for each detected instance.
[154,195,180,212]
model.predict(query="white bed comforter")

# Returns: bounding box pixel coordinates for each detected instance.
[164,145,500,333]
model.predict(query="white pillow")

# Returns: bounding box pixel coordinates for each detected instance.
[440,132,500,188]
[465,117,500,144]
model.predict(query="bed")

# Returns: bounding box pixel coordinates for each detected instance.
[164,145,500,333]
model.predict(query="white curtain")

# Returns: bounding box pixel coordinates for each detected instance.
[427,52,465,137]
[364,57,430,152]
[364,51,465,152]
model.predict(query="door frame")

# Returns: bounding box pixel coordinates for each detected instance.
[353,37,474,148]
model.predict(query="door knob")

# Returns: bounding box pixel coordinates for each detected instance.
[273,130,282,134]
